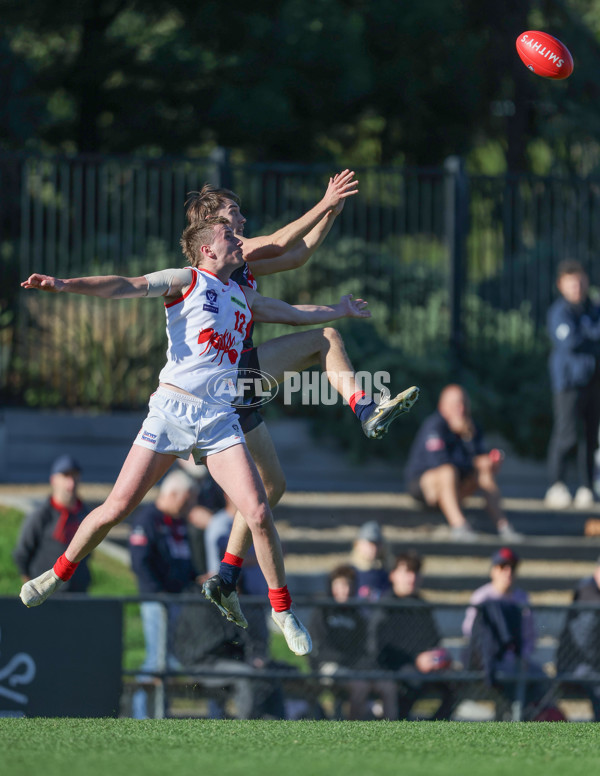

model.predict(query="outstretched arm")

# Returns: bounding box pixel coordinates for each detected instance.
[242,169,358,262]
[21,268,192,300]
[248,205,339,277]
[246,289,371,326]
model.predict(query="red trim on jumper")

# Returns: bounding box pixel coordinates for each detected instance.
[53,553,79,581]
[222,552,244,568]
[165,267,198,308]
[197,267,230,285]
[245,268,257,290]
[349,390,366,413]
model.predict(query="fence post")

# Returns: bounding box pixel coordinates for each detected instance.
[444,156,468,367]
[209,146,233,189]
[512,655,527,722]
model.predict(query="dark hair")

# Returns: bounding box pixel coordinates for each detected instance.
[329,564,357,593]
[185,184,241,225]
[393,550,422,574]
[556,259,586,279]
[180,216,230,267]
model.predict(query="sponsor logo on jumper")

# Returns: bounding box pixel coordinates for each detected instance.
[231,296,246,309]
[520,34,564,67]
[198,328,239,366]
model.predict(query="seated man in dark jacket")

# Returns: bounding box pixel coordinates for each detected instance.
[405,384,519,541]
[351,552,454,720]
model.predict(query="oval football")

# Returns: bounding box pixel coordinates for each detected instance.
[516,31,573,79]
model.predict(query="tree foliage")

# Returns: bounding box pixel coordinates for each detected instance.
[1,0,600,172]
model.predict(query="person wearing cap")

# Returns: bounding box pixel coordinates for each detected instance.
[462,547,548,719]
[13,455,90,593]
[350,521,391,601]
[404,384,520,542]
[556,555,600,720]
[462,548,536,670]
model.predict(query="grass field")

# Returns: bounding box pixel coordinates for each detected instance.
[1,719,599,776]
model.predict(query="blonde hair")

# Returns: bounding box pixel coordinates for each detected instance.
[180,216,230,267]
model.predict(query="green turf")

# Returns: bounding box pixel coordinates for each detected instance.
[0,719,599,776]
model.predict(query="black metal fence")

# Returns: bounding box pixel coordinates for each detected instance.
[2,151,600,408]
[1,592,599,720]
[124,595,600,722]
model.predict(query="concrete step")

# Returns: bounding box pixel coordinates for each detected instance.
[272,492,600,537]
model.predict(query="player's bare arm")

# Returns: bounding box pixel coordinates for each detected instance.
[242,169,358,262]
[245,288,371,325]
[247,201,343,277]
[21,268,193,301]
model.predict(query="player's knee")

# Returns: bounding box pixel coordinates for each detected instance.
[245,501,272,532]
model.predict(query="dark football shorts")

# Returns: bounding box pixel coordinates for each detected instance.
[236,346,264,434]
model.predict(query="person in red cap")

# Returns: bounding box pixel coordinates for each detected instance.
[13,454,91,593]
[462,547,535,668]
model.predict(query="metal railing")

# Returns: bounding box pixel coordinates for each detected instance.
[11,593,595,721]
[2,152,600,407]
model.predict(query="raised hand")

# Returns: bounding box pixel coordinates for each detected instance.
[339,293,371,319]
[323,169,359,214]
[21,274,64,292]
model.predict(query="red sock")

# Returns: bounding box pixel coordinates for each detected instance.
[222,552,244,568]
[349,390,366,414]
[268,585,292,612]
[53,553,79,581]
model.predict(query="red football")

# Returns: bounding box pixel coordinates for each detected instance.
[516,31,573,79]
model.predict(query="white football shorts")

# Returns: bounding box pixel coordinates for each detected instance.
[134,386,244,461]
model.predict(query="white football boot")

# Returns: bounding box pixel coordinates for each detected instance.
[20,568,64,607]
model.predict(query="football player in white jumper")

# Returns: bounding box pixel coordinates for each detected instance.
[19,217,382,656]
[187,176,419,628]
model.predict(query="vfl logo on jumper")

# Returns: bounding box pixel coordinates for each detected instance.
[198,328,240,365]
[203,289,219,313]
[0,627,36,715]
[207,368,279,408]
